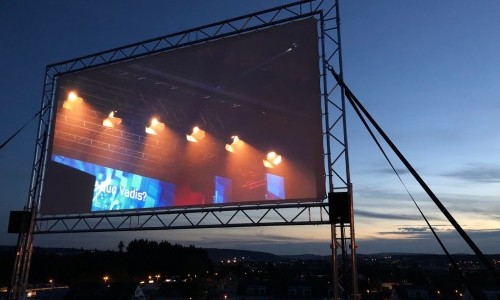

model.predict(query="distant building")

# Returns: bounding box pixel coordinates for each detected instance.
[238,280,270,300]
[155,281,207,300]
[287,284,313,298]
[391,285,431,300]
[64,282,144,300]
[381,282,397,290]
[31,287,69,300]
[104,282,145,300]
[462,288,500,300]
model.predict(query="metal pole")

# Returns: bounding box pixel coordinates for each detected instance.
[320,5,338,298]
[334,0,357,298]
[330,68,500,284]
[331,223,339,300]
[349,183,358,299]
[8,231,25,300]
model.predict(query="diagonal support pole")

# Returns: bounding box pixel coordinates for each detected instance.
[327,64,499,284]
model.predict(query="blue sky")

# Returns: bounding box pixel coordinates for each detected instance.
[0,0,499,255]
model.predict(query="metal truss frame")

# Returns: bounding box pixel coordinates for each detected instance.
[11,1,356,299]
[35,203,330,233]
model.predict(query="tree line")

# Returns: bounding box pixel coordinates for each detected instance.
[0,239,213,286]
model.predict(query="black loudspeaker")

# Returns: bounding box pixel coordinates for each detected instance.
[328,192,351,224]
[8,211,31,233]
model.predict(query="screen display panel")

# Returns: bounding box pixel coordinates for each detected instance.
[40,17,325,214]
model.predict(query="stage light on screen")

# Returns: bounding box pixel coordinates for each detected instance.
[225,135,240,153]
[62,91,83,110]
[263,151,282,168]
[102,111,122,128]
[145,117,165,135]
[186,126,206,143]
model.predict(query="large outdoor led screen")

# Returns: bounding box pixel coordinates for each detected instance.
[40,17,325,215]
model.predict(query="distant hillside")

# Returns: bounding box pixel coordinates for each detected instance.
[206,249,332,262]
[2,245,329,263]
[0,245,87,255]
[206,248,281,262]
[282,254,329,260]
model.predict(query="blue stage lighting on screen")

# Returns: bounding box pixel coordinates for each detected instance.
[266,173,285,200]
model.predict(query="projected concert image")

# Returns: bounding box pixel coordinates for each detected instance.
[40,17,325,215]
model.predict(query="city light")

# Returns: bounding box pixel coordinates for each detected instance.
[186,126,206,142]
[145,117,165,135]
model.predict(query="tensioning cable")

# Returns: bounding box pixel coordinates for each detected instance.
[0,105,48,151]
[326,64,499,286]
[347,88,486,300]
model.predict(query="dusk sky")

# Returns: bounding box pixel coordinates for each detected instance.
[0,1,499,255]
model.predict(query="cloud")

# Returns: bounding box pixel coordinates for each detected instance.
[398,226,428,233]
[377,225,449,235]
[377,226,430,237]
[355,185,499,222]
[466,229,500,240]
[355,186,411,201]
[443,163,500,183]
[437,193,500,218]
[376,167,410,175]
[355,209,420,221]
[198,232,305,246]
